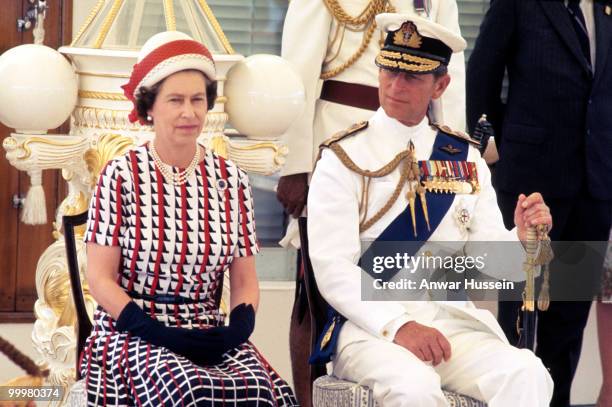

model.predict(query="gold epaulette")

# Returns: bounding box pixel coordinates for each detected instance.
[320,121,369,149]
[314,120,412,234]
[433,123,481,147]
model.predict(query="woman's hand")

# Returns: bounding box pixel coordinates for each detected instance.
[115,302,255,367]
[227,303,256,344]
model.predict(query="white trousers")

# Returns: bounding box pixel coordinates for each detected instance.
[333,312,553,407]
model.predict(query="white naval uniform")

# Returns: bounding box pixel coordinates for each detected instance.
[280,0,466,178]
[307,108,554,406]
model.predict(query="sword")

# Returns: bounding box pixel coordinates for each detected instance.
[519,226,538,351]
[518,224,554,350]
[472,114,493,157]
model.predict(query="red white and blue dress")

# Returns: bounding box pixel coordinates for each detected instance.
[81,144,297,406]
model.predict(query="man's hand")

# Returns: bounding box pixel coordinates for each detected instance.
[276,173,309,218]
[393,321,451,366]
[514,192,553,242]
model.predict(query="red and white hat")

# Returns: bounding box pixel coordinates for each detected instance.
[122,31,216,124]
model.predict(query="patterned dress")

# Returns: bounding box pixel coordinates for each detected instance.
[81,144,297,406]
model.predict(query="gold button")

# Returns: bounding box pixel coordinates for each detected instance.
[382,330,389,337]
[424,250,433,257]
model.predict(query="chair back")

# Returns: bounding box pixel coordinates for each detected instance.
[297,217,329,381]
[63,211,92,380]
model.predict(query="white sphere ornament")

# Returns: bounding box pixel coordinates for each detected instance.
[225,54,305,140]
[0,44,78,133]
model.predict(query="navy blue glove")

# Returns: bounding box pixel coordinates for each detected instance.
[226,302,256,344]
[116,302,255,366]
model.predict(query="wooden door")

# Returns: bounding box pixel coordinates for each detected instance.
[0,0,72,322]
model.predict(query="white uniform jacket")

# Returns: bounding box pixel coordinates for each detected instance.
[280,0,466,176]
[307,108,525,355]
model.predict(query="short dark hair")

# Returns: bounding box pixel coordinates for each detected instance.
[379,65,449,79]
[135,70,218,125]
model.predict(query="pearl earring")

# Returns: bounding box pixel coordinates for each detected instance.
[147,115,153,123]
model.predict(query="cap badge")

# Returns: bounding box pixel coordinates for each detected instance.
[393,22,423,49]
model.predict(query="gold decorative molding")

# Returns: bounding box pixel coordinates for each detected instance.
[231,142,286,166]
[73,105,139,131]
[78,90,128,101]
[196,0,235,54]
[93,0,125,48]
[210,135,228,158]
[63,191,89,217]
[71,0,105,46]
[15,137,88,161]
[34,241,90,329]
[55,191,90,240]
[2,136,17,150]
[202,111,229,133]
[32,238,96,405]
[61,168,74,182]
[73,105,228,132]
[224,139,288,175]
[84,133,135,187]
[163,0,177,31]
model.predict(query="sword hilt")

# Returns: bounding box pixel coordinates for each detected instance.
[472,114,493,156]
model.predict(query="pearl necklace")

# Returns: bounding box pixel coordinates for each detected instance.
[149,141,201,186]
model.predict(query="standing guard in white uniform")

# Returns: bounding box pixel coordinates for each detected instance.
[277,3,465,403]
[279,0,465,195]
[307,14,555,407]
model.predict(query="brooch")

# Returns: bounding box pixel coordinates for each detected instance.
[216,178,228,192]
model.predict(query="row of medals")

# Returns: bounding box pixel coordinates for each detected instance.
[404,141,479,237]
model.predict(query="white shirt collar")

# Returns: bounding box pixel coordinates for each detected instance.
[366,107,441,162]
[370,107,430,147]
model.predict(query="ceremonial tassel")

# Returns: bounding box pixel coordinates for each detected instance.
[21,169,47,225]
[407,187,417,238]
[406,142,418,237]
[537,264,551,311]
[536,224,553,311]
[417,184,430,231]
[518,226,538,351]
